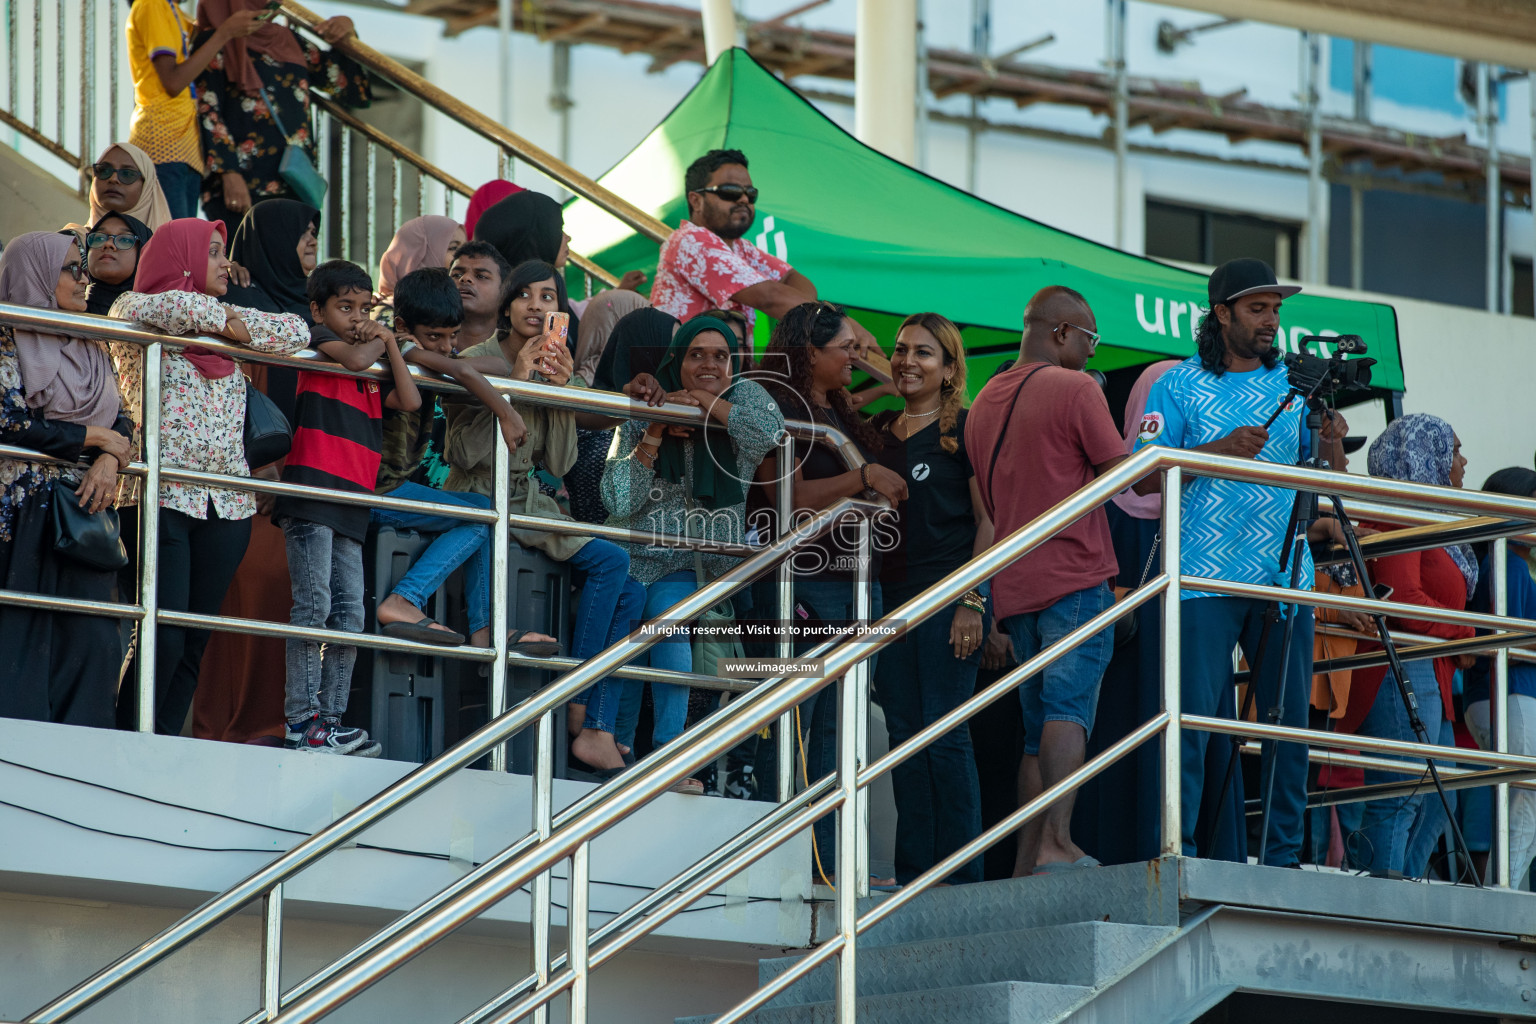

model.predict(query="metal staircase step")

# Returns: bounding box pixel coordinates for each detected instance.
[848,860,1180,950]
[758,921,1174,1008]
[673,979,1093,1024]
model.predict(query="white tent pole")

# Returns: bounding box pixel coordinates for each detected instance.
[856,0,918,164]
[702,0,737,65]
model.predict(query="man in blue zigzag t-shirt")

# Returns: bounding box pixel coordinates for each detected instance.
[1134,258,1351,867]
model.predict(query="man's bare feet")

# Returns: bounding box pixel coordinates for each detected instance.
[377,594,458,637]
[570,727,626,771]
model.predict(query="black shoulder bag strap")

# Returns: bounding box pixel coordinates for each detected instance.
[982,363,1049,508]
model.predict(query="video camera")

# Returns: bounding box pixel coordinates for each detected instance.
[1283,334,1374,397]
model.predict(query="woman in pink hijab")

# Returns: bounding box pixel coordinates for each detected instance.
[374,215,466,323]
[110,217,310,736]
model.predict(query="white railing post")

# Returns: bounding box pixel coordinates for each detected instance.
[776,431,796,802]
[1160,466,1183,857]
[567,841,591,1024]
[1493,537,1511,887]
[136,342,164,734]
[853,518,873,898]
[489,408,510,771]
[261,883,284,1022]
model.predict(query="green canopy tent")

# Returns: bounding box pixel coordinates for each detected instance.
[564,48,1402,401]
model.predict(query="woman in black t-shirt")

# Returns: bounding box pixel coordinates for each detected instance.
[868,312,994,886]
[760,302,907,886]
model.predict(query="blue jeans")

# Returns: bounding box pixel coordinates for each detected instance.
[371,482,493,634]
[1353,661,1445,875]
[156,162,202,220]
[1001,582,1115,756]
[570,539,646,734]
[1180,597,1313,866]
[281,517,364,723]
[875,584,985,885]
[613,571,697,751]
[794,578,883,872]
[1403,712,1457,877]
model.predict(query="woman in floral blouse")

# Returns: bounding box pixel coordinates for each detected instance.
[193,3,370,235]
[600,315,783,793]
[0,233,133,728]
[110,218,309,735]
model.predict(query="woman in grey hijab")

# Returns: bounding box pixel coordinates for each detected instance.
[0,231,133,727]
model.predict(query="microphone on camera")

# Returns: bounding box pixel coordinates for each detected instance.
[1297,333,1368,355]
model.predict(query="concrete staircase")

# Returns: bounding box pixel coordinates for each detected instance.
[678,861,1183,1024]
[678,857,1536,1024]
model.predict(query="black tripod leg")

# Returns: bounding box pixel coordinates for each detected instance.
[1325,493,1481,886]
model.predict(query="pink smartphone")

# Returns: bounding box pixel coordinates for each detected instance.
[541,311,569,375]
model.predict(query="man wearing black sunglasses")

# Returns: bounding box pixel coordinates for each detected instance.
[652,149,877,356]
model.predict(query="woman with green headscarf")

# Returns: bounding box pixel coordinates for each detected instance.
[600,314,784,790]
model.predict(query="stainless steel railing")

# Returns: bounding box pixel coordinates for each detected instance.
[0,295,878,1023]
[22,365,1536,1023]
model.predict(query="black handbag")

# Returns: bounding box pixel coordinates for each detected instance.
[244,376,292,469]
[50,476,128,572]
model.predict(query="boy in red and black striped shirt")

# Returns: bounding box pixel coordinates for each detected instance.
[278,260,420,755]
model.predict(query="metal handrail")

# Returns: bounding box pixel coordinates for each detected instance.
[0,303,865,469]
[310,95,621,289]
[277,0,671,245]
[248,449,1175,1024]
[23,497,880,1024]
[31,444,1536,1022]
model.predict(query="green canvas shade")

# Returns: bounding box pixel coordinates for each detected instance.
[564,48,1403,399]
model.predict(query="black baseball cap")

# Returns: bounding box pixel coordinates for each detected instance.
[1207,258,1302,306]
[1342,436,1367,454]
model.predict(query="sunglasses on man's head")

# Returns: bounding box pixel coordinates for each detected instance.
[695,184,758,204]
[91,162,143,185]
[86,232,140,251]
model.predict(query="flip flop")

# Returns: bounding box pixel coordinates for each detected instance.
[380,617,465,646]
[669,777,705,796]
[507,629,561,658]
[1031,855,1101,876]
[567,750,627,782]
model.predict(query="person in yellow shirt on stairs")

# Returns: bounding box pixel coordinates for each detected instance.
[125,0,262,218]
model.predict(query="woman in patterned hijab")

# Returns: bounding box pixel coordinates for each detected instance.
[1340,411,1473,878]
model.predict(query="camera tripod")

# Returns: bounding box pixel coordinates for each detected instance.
[1205,388,1478,883]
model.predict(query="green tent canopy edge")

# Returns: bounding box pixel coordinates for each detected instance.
[563,48,1403,399]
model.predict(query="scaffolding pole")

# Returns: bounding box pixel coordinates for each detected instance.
[1479,64,1502,313]
[966,0,990,192]
[1303,31,1328,284]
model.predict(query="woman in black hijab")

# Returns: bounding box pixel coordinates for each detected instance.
[223,198,320,319]
[591,306,679,395]
[472,190,569,269]
[84,212,154,316]
[220,198,320,420]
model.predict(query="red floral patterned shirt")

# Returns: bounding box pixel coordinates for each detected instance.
[650,220,792,328]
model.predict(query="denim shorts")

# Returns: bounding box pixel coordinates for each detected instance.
[1001,581,1115,756]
